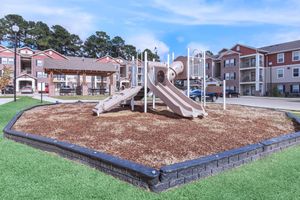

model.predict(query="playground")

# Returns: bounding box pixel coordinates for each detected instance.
[12,102,298,169]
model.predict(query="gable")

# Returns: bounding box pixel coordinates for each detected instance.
[231,44,257,56]
[96,56,119,64]
[19,47,34,55]
[44,49,67,60]
[0,45,6,51]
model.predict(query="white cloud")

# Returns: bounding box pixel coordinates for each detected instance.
[126,32,170,57]
[187,42,209,51]
[0,0,95,39]
[252,30,300,47]
[147,0,300,26]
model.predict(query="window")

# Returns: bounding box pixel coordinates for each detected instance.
[230,59,235,66]
[1,57,8,64]
[8,58,14,64]
[225,73,230,80]
[277,68,284,78]
[291,84,300,93]
[36,72,47,78]
[230,72,236,80]
[293,68,299,77]
[225,60,230,67]
[292,51,300,61]
[205,63,209,70]
[36,60,43,67]
[277,53,284,63]
[277,84,284,93]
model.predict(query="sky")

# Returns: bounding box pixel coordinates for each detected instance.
[1,0,300,60]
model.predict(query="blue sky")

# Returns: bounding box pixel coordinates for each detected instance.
[1,0,300,60]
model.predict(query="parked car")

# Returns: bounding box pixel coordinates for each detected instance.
[186,85,219,102]
[1,85,14,94]
[21,86,33,94]
[220,89,240,98]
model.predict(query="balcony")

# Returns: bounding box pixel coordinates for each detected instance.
[20,69,32,74]
[240,75,263,83]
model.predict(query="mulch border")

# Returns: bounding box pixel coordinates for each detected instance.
[3,103,300,192]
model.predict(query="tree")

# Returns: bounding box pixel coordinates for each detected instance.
[24,21,52,50]
[0,14,29,47]
[0,66,12,93]
[50,25,82,56]
[123,45,137,60]
[111,36,125,58]
[143,49,160,61]
[83,31,111,58]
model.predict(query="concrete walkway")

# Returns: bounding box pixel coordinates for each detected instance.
[216,96,300,111]
[32,94,99,103]
[0,98,14,105]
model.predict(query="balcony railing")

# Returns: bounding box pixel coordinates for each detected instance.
[241,75,263,82]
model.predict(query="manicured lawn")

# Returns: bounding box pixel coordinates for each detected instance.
[1,97,300,199]
[54,95,107,101]
[293,112,300,118]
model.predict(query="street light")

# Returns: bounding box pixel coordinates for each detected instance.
[12,24,19,102]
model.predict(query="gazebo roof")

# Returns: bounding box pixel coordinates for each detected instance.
[44,56,118,76]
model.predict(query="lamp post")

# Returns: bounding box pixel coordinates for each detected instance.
[12,24,19,102]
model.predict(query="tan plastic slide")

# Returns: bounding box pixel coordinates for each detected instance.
[93,86,142,116]
[147,61,206,118]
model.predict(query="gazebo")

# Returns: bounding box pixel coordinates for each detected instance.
[44,57,118,96]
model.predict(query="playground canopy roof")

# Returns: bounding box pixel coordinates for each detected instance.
[44,56,118,76]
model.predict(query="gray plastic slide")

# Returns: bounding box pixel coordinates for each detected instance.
[147,61,206,118]
[93,86,142,116]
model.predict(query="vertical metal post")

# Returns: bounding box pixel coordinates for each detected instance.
[14,33,17,102]
[167,54,170,80]
[203,50,206,107]
[144,52,148,113]
[187,48,190,97]
[152,58,156,109]
[223,80,226,110]
[131,56,135,111]
[172,52,175,62]
[40,82,43,103]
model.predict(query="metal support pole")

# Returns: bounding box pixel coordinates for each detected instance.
[167,54,170,80]
[40,82,43,103]
[131,56,135,111]
[223,80,226,110]
[144,52,148,113]
[152,58,156,109]
[187,48,190,97]
[172,52,175,62]
[203,50,206,107]
[14,33,17,102]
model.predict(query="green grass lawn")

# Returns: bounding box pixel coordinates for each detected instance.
[54,95,107,101]
[293,112,300,118]
[1,97,300,199]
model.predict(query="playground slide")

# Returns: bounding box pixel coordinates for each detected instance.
[147,72,206,118]
[93,86,142,116]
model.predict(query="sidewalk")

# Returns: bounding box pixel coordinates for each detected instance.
[0,98,14,105]
[216,96,300,111]
[32,94,99,103]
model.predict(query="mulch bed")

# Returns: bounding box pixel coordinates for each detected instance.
[13,103,299,169]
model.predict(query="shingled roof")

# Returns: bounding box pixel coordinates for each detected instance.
[260,40,300,54]
[44,56,118,74]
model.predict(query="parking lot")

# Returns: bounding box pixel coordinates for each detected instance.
[216,96,300,111]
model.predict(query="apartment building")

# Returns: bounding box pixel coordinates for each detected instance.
[0,46,133,95]
[260,40,300,96]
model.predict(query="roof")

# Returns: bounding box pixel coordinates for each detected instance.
[44,56,118,74]
[259,40,300,54]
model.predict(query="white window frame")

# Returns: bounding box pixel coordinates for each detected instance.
[277,84,284,93]
[8,58,14,65]
[292,84,300,93]
[36,59,43,67]
[293,67,300,77]
[230,72,235,80]
[277,53,284,63]
[1,57,8,64]
[225,73,230,80]
[292,51,300,61]
[225,59,230,67]
[277,68,284,79]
